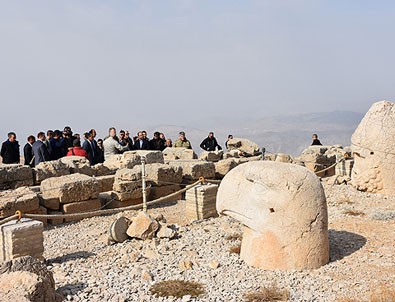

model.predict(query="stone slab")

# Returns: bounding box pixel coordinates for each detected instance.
[0,187,39,218]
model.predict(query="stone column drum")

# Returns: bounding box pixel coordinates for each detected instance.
[216,161,329,270]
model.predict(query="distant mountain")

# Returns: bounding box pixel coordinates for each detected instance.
[145,111,364,156]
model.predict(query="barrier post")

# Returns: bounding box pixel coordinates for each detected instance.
[141,156,148,213]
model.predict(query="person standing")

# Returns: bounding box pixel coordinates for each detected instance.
[225,134,233,150]
[200,132,222,151]
[134,131,150,150]
[174,131,192,149]
[1,132,20,164]
[96,139,105,163]
[23,135,36,167]
[150,131,165,151]
[103,127,129,159]
[32,132,51,166]
[83,130,98,165]
[311,134,323,146]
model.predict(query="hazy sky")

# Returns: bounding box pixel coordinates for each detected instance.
[0,1,394,141]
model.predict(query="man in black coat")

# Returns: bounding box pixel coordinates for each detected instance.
[200,132,222,152]
[134,131,150,150]
[149,131,165,151]
[23,135,36,167]
[32,132,51,166]
[1,132,20,164]
[82,130,98,165]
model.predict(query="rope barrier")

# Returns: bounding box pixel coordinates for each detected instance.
[313,158,345,175]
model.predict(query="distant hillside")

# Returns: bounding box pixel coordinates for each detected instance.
[145,111,364,156]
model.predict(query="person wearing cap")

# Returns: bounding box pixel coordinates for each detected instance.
[174,131,192,149]
[200,132,222,152]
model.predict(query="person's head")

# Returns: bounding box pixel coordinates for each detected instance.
[312,134,318,140]
[37,132,45,141]
[109,127,116,138]
[7,132,16,142]
[153,131,160,139]
[228,134,233,140]
[179,131,186,140]
[165,138,172,147]
[47,130,54,139]
[97,139,103,148]
[27,135,35,144]
[89,129,97,138]
[53,130,62,139]
[73,139,81,148]
[138,131,144,140]
[159,133,165,139]
[142,131,147,139]
[125,131,130,139]
[119,130,126,140]
[74,133,80,140]
[208,132,214,139]
[83,132,89,140]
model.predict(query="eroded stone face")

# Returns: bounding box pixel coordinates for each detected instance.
[351,101,395,194]
[216,161,329,270]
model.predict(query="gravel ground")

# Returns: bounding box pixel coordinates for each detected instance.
[43,179,395,302]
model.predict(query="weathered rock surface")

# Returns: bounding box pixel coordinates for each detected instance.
[60,156,94,175]
[168,160,215,180]
[0,256,61,302]
[103,153,141,171]
[62,199,102,221]
[226,137,261,156]
[214,158,238,179]
[96,175,115,192]
[33,160,69,184]
[163,147,198,161]
[40,173,99,204]
[132,150,164,164]
[217,161,329,270]
[0,187,39,218]
[0,164,33,190]
[149,185,182,200]
[199,150,223,162]
[145,163,183,186]
[351,100,395,194]
[126,212,159,240]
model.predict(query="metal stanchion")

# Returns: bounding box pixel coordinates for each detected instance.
[141,156,148,213]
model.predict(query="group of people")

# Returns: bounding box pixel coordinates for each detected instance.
[0,126,228,167]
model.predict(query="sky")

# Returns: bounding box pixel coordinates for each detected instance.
[0,0,394,142]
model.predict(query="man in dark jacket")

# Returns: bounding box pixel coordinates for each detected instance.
[149,131,165,151]
[1,132,20,164]
[200,132,222,152]
[134,131,150,150]
[311,134,323,146]
[83,130,98,165]
[23,135,36,167]
[50,130,67,160]
[32,132,51,166]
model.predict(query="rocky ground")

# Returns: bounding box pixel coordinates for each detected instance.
[43,178,395,302]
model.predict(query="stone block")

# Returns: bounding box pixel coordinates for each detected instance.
[149,185,182,200]
[111,187,147,202]
[163,147,198,161]
[33,160,70,184]
[38,194,60,210]
[145,163,183,186]
[60,156,95,175]
[214,159,238,179]
[0,164,34,190]
[0,218,44,262]
[198,150,223,162]
[103,153,141,170]
[47,211,64,225]
[185,183,218,221]
[96,175,115,192]
[132,150,164,164]
[113,180,141,193]
[62,199,102,222]
[91,163,113,176]
[0,187,39,218]
[168,160,215,180]
[40,173,99,204]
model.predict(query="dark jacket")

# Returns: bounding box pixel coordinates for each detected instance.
[23,143,34,167]
[50,138,67,160]
[311,139,322,146]
[96,147,105,164]
[149,138,165,151]
[32,140,51,166]
[1,140,20,164]
[200,137,222,152]
[134,139,150,150]
[82,139,97,165]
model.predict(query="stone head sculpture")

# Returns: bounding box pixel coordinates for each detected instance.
[351,101,395,194]
[216,161,329,270]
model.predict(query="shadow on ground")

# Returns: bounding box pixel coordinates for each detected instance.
[46,251,96,265]
[329,229,367,262]
[56,282,87,298]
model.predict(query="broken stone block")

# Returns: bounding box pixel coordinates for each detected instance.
[0,187,39,218]
[185,183,218,221]
[214,159,238,179]
[60,156,95,175]
[62,199,101,222]
[40,173,99,204]
[163,147,198,161]
[0,218,44,262]
[226,138,261,156]
[145,163,183,186]
[126,212,159,240]
[0,164,34,190]
[198,150,223,162]
[33,159,70,184]
[149,185,182,200]
[96,175,115,192]
[168,160,215,180]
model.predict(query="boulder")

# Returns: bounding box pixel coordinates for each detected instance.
[295,146,336,177]
[163,147,198,161]
[226,138,261,156]
[0,256,61,302]
[214,159,238,179]
[0,164,33,190]
[60,156,94,175]
[351,100,395,194]
[198,150,223,162]
[145,163,183,186]
[0,187,39,218]
[126,212,159,240]
[33,160,69,184]
[168,160,215,180]
[217,161,329,270]
[40,173,99,204]
[156,222,177,239]
[109,217,131,243]
[274,153,293,163]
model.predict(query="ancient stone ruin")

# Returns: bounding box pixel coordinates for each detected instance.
[217,161,329,270]
[351,100,395,194]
